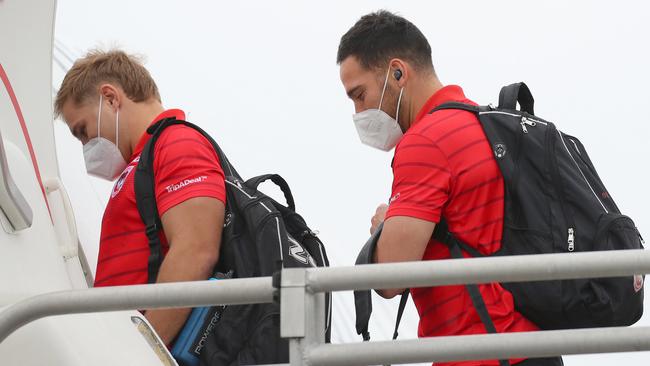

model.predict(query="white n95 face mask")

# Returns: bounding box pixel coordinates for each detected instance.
[352,66,404,151]
[83,94,127,181]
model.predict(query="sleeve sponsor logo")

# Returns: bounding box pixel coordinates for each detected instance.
[165,175,208,193]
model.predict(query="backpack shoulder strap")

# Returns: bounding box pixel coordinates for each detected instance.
[433,219,510,366]
[392,290,409,340]
[391,220,486,342]
[134,117,237,283]
[447,241,510,366]
[134,119,170,284]
[429,102,480,115]
[433,219,485,258]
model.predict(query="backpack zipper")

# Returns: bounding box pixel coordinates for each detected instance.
[518,116,577,251]
[557,130,610,252]
[524,116,548,125]
[227,179,286,264]
[638,229,645,246]
[567,227,575,251]
[521,116,548,131]
[569,139,582,156]
[520,117,535,133]
[478,110,549,124]
[479,110,522,118]
[546,125,577,252]
[476,111,549,133]
[557,130,609,214]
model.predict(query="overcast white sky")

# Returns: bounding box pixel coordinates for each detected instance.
[53,1,649,365]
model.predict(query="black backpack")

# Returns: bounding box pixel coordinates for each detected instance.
[355,83,645,345]
[134,117,331,365]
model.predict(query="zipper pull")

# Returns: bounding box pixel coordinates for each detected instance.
[567,227,575,251]
[520,117,536,133]
[520,119,528,134]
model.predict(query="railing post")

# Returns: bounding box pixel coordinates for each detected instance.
[281,268,324,366]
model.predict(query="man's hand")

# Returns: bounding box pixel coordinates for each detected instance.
[144,197,225,346]
[370,203,389,235]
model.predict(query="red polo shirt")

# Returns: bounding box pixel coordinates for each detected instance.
[385,86,538,366]
[94,109,226,287]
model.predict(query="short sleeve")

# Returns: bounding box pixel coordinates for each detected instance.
[385,133,451,223]
[152,125,226,216]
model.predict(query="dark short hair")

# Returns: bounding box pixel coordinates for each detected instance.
[337,10,434,73]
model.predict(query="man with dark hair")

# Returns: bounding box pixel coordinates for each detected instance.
[338,11,562,366]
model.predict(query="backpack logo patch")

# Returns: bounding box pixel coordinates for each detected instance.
[288,235,316,267]
[634,274,644,293]
[494,143,507,159]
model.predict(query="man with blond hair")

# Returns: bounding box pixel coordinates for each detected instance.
[55,49,226,346]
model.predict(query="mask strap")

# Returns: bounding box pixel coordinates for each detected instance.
[115,108,119,148]
[97,94,103,139]
[377,66,392,110]
[395,87,404,125]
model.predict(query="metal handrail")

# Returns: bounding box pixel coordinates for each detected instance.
[307,326,650,366]
[0,277,273,343]
[0,249,648,365]
[306,248,650,292]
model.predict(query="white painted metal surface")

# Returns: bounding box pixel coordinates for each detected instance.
[0,0,174,364]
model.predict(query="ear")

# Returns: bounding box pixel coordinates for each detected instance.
[389,58,409,88]
[98,83,122,111]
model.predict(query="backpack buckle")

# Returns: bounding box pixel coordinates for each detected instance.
[145,223,159,237]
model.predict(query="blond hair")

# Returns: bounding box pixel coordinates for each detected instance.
[54,49,161,118]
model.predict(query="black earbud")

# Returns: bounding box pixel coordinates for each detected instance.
[393,69,403,81]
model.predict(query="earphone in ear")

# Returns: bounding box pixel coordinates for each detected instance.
[393,69,403,81]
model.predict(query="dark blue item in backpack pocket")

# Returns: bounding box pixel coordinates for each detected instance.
[171,277,228,366]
